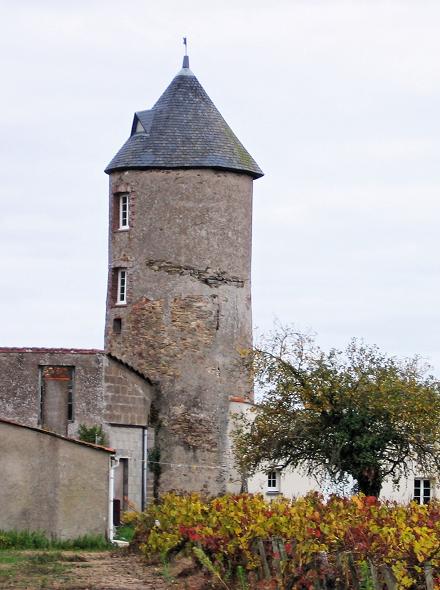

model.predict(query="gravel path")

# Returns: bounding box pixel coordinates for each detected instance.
[66,551,172,590]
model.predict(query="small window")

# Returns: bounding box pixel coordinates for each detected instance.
[414,478,432,504]
[117,269,127,305]
[119,195,129,229]
[267,470,280,493]
[113,318,122,334]
[67,380,73,421]
[135,120,145,133]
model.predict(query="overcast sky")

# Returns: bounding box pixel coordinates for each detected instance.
[2,0,440,373]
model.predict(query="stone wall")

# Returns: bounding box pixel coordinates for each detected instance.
[0,419,111,539]
[0,349,106,437]
[105,168,254,496]
[0,349,154,432]
[0,349,155,506]
[104,355,153,427]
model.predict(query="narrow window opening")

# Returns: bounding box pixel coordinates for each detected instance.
[67,378,73,421]
[119,194,129,229]
[113,318,122,334]
[116,269,127,305]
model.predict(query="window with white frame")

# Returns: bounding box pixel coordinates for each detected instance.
[119,194,129,229]
[414,478,432,504]
[117,269,127,305]
[267,470,280,493]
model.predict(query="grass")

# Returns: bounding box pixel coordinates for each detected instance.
[0,553,27,566]
[114,525,135,542]
[0,551,96,588]
[0,530,111,551]
[0,551,73,588]
[0,530,114,588]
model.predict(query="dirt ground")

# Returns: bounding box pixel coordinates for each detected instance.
[0,550,211,590]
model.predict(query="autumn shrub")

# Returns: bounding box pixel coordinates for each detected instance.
[135,492,440,588]
[121,510,140,527]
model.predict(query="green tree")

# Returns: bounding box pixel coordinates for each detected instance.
[233,327,440,496]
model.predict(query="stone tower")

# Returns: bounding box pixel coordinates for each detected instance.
[104,56,263,496]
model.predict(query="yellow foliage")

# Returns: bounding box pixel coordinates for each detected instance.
[135,492,440,587]
[121,510,140,526]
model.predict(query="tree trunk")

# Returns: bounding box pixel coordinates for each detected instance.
[357,467,382,497]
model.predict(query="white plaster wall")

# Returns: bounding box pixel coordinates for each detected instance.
[381,472,439,503]
[248,468,321,500]
[249,468,439,503]
[227,399,254,493]
[227,400,436,504]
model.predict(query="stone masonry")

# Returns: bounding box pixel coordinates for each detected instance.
[105,168,254,495]
[0,349,106,438]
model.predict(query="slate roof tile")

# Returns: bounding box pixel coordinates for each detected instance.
[105,63,263,179]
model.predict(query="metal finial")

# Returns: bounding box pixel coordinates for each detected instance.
[182,37,189,68]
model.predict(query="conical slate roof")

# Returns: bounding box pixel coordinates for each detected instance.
[105,60,263,179]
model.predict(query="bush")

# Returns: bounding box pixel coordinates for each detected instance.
[121,510,140,527]
[134,492,440,589]
[77,424,107,446]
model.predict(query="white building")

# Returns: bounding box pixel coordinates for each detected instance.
[231,400,437,504]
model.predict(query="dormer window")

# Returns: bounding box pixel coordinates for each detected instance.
[135,120,145,133]
[119,195,129,229]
